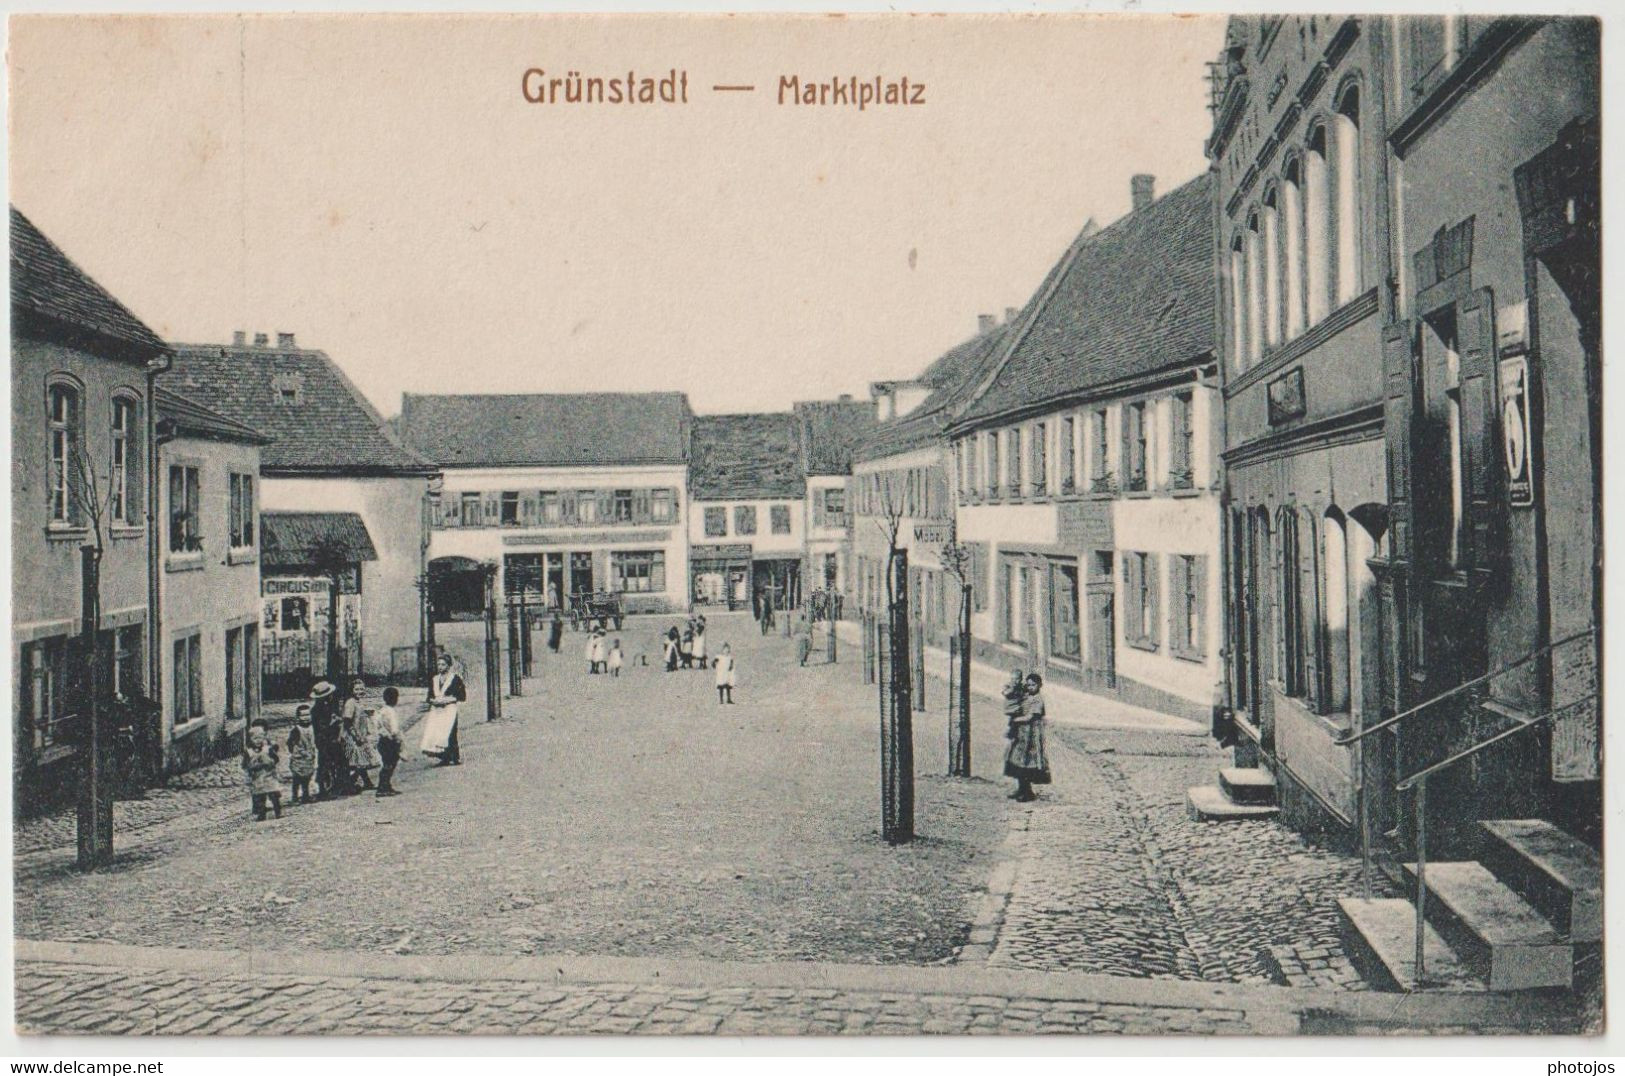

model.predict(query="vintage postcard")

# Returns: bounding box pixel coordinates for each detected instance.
[7,9,1604,1043]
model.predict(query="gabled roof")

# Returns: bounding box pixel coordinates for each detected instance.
[155,388,272,446]
[852,320,1014,464]
[953,173,1217,429]
[689,412,804,500]
[10,207,169,364]
[261,511,379,569]
[164,343,438,477]
[792,399,878,477]
[399,392,691,469]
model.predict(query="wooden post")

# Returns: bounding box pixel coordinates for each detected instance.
[483,565,502,721]
[76,545,113,869]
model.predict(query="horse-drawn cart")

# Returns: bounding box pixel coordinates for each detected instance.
[568,590,625,631]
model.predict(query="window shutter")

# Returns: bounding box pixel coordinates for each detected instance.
[1382,320,1417,564]
[1408,17,1447,99]
[1146,554,1161,650]
[1123,553,1138,644]
[1299,515,1322,710]
[127,407,144,525]
[561,490,578,524]
[1121,405,1133,486]
[430,497,444,528]
[1457,287,1498,576]
[520,493,538,525]
[482,492,499,525]
[1170,396,1190,477]
[1169,556,1186,656]
[1194,555,1209,659]
[598,490,612,522]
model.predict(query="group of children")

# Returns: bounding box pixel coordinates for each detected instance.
[659,616,709,672]
[241,679,407,822]
[584,628,625,676]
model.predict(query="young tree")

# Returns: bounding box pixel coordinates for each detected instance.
[872,470,913,843]
[939,520,975,777]
[66,443,116,867]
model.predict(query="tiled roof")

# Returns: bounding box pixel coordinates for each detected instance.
[792,399,878,476]
[164,343,438,477]
[155,388,272,446]
[399,392,691,469]
[261,511,379,569]
[954,173,1216,428]
[852,321,1014,463]
[689,412,805,500]
[10,207,169,363]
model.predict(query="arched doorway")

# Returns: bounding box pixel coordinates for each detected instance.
[428,556,486,622]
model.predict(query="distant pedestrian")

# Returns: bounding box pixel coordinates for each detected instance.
[286,705,317,805]
[374,686,403,797]
[242,720,283,821]
[692,619,707,669]
[546,581,559,610]
[422,654,465,765]
[663,626,681,671]
[548,611,563,654]
[586,629,606,674]
[309,680,345,799]
[607,638,624,677]
[679,627,695,669]
[715,643,736,704]
[343,678,379,793]
[1005,673,1051,802]
[795,615,813,666]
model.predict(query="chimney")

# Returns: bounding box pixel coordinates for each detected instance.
[276,331,296,349]
[253,332,270,347]
[1005,306,1020,324]
[838,393,853,403]
[978,313,997,334]
[232,330,247,346]
[1132,174,1156,213]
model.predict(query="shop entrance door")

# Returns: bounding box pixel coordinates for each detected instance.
[569,552,594,600]
[1087,552,1115,688]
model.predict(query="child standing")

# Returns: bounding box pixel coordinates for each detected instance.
[242,721,283,821]
[715,643,736,704]
[586,630,603,674]
[374,686,403,797]
[607,638,624,677]
[286,705,317,805]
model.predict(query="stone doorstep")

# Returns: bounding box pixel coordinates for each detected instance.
[14,940,1589,1034]
[1185,784,1280,823]
[1477,819,1603,943]
[1401,862,1572,992]
[1337,897,1483,994]
[1218,766,1278,806]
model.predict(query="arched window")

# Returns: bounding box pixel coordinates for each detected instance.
[1229,233,1249,372]
[1277,507,1304,697]
[46,379,82,526]
[1304,123,1332,326]
[1333,84,1363,305]
[1322,508,1350,712]
[1281,157,1306,340]
[1260,188,1281,350]
[1245,211,1264,365]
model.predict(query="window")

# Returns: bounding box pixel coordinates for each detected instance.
[168,465,202,554]
[1059,416,1076,492]
[704,506,726,537]
[821,487,845,524]
[1169,554,1208,662]
[225,626,244,721]
[611,550,666,593]
[1091,409,1110,489]
[228,473,256,550]
[1001,558,1022,644]
[113,626,144,699]
[173,633,204,724]
[1281,158,1306,340]
[651,488,675,523]
[1304,123,1332,325]
[460,492,481,527]
[1279,509,1306,696]
[1333,85,1362,306]
[1124,551,1160,651]
[1245,211,1265,363]
[578,490,599,524]
[1261,190,1281,350]
[1322,511,1350,711]
[1425,308,1467,571]
[1229,235,1249,371]
[734,506,756,536]
[1171,392,1195,488]
[500,491,520,526]
[965,438,979,496]
[986,432,1001,497]
[1032,422,1048,494]
[21,637,79,749]
[1050,561,1081,660]
[110,395,140,526]
[613,489,634,523]
[47,381,81,526]
[540,490,561,524]
[770,504,791,535]
[1125,402,1148,491]
[1006,429,1022,495]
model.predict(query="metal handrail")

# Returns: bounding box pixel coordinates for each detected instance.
[1395,706,1578,792]
[1334,626,1594,747]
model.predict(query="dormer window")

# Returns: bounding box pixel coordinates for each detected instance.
[273,372,303,405]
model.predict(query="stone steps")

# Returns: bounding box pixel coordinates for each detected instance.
[1401,860,1572,991]
[1218,766,1277,806]
[1184,784,1279,822]
[1477,819,1602,943]
[1337,897,1483,993]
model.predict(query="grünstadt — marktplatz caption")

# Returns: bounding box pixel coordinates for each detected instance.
[521,68,926,109]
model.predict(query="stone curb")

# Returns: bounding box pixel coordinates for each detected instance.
[15,939,1588,1035]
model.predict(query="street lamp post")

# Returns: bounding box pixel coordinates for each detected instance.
[482,563,502,721]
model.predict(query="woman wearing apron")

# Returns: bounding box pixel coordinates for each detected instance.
[422,653,466,765]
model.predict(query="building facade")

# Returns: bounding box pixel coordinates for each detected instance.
[166,335,440,681]
[951,175,1223,724]
[1208,16,1394,827]
[11,208,169,805]
[153,390,271,771]
[688,413,806,613]
[792,398,875,606]
[402,392,693,618]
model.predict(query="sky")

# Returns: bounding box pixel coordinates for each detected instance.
[9,14,1223,418]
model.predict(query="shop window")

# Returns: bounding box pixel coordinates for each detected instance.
[704,506,726,537]
[173,633,204,724]
[168,464,202,554]
[770,505,791,535]
[47,380,82,527]
[611,550,666,593]
[734,506,756,536]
